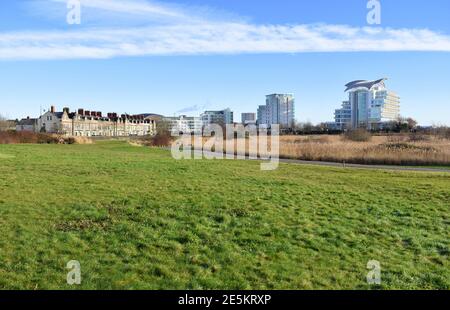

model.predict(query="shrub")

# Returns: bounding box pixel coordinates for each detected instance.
[150,132,172,147]
[0,131,66,144]
[146,119,173,147]
[344,129,372,142]
[0,131,37,144]
[36,133,59,144]
[408,132,430,142]
[433,127,450,140]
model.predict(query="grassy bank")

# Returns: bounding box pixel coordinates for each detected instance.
[0,141,448,289]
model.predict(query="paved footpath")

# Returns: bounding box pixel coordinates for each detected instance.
[278,158,450,173]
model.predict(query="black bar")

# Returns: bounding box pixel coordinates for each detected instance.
[0,290,447,307]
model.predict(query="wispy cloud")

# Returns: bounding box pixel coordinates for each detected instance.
[51,0,186,19]
[177,104,208,114]
[1,0,450,60]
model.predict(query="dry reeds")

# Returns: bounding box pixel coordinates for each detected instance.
[279,135,450,166]
[0,131,93,145]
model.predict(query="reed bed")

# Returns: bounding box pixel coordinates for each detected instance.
[179,134,450,166]
[279,135,450,166]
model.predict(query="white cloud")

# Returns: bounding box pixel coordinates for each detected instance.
[57,0,185,19]
[1,0,450,60]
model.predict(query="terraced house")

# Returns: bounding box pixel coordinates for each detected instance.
[37,106,157,137]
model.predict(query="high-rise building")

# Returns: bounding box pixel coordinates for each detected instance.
[258,94,295,128]
[343,79,400,130]
[241,113,256,125]
[200,108,234,127]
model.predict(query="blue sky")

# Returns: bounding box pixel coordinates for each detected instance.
[1,0,450,125]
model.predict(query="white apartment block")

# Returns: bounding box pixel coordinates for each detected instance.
[334,101,352,130]
[200,108,234,127]
[163,115,202,134]
[257,94,295,128]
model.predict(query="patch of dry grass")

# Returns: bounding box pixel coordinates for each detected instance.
[179,133,450,166]
[279,135,450,166]
[73,136,94,144]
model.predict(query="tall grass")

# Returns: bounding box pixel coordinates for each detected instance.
[280,135,450,166]
[179,133,450,166]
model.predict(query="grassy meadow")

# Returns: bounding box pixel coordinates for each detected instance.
[0,141,448,289]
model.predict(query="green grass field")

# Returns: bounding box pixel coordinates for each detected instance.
[0,141,448,289]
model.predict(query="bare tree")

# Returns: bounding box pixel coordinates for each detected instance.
[406,118,418,130]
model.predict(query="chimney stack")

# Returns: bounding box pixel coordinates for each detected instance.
[50,106,55,113]
[63,107,70,114]
[78,109,84,115]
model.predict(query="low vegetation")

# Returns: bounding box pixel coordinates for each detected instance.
[344,129,372,142]
[280,134,450,166]
[0,141,448,289]
[0,131,91,145]
[181,132,450,167]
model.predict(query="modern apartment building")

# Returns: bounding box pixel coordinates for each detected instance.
[37,106,157,137]
[257,94,295,128]
[163,115,202,134]
[336,79,400,130]
[257,105,268,126]
[241,113,256,125]
[200,108,234,127]
[334,101,352,130]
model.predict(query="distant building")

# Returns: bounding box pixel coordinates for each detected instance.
[201,108,234,127]
[37,106,156,137]
[163,115,202,134]
[345,79,400,130]
[241,113,256,125]
[257,105,268,126]
[16,117,38,132]
[257,94,295,128]
[0,119,17,131]
[334,101,352,130]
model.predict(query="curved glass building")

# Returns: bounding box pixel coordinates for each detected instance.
[336,78,400,130]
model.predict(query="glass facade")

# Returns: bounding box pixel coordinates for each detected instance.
[343,79,400,130]
[260,94,295,128]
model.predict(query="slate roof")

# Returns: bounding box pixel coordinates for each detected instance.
[18,118,37,126]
